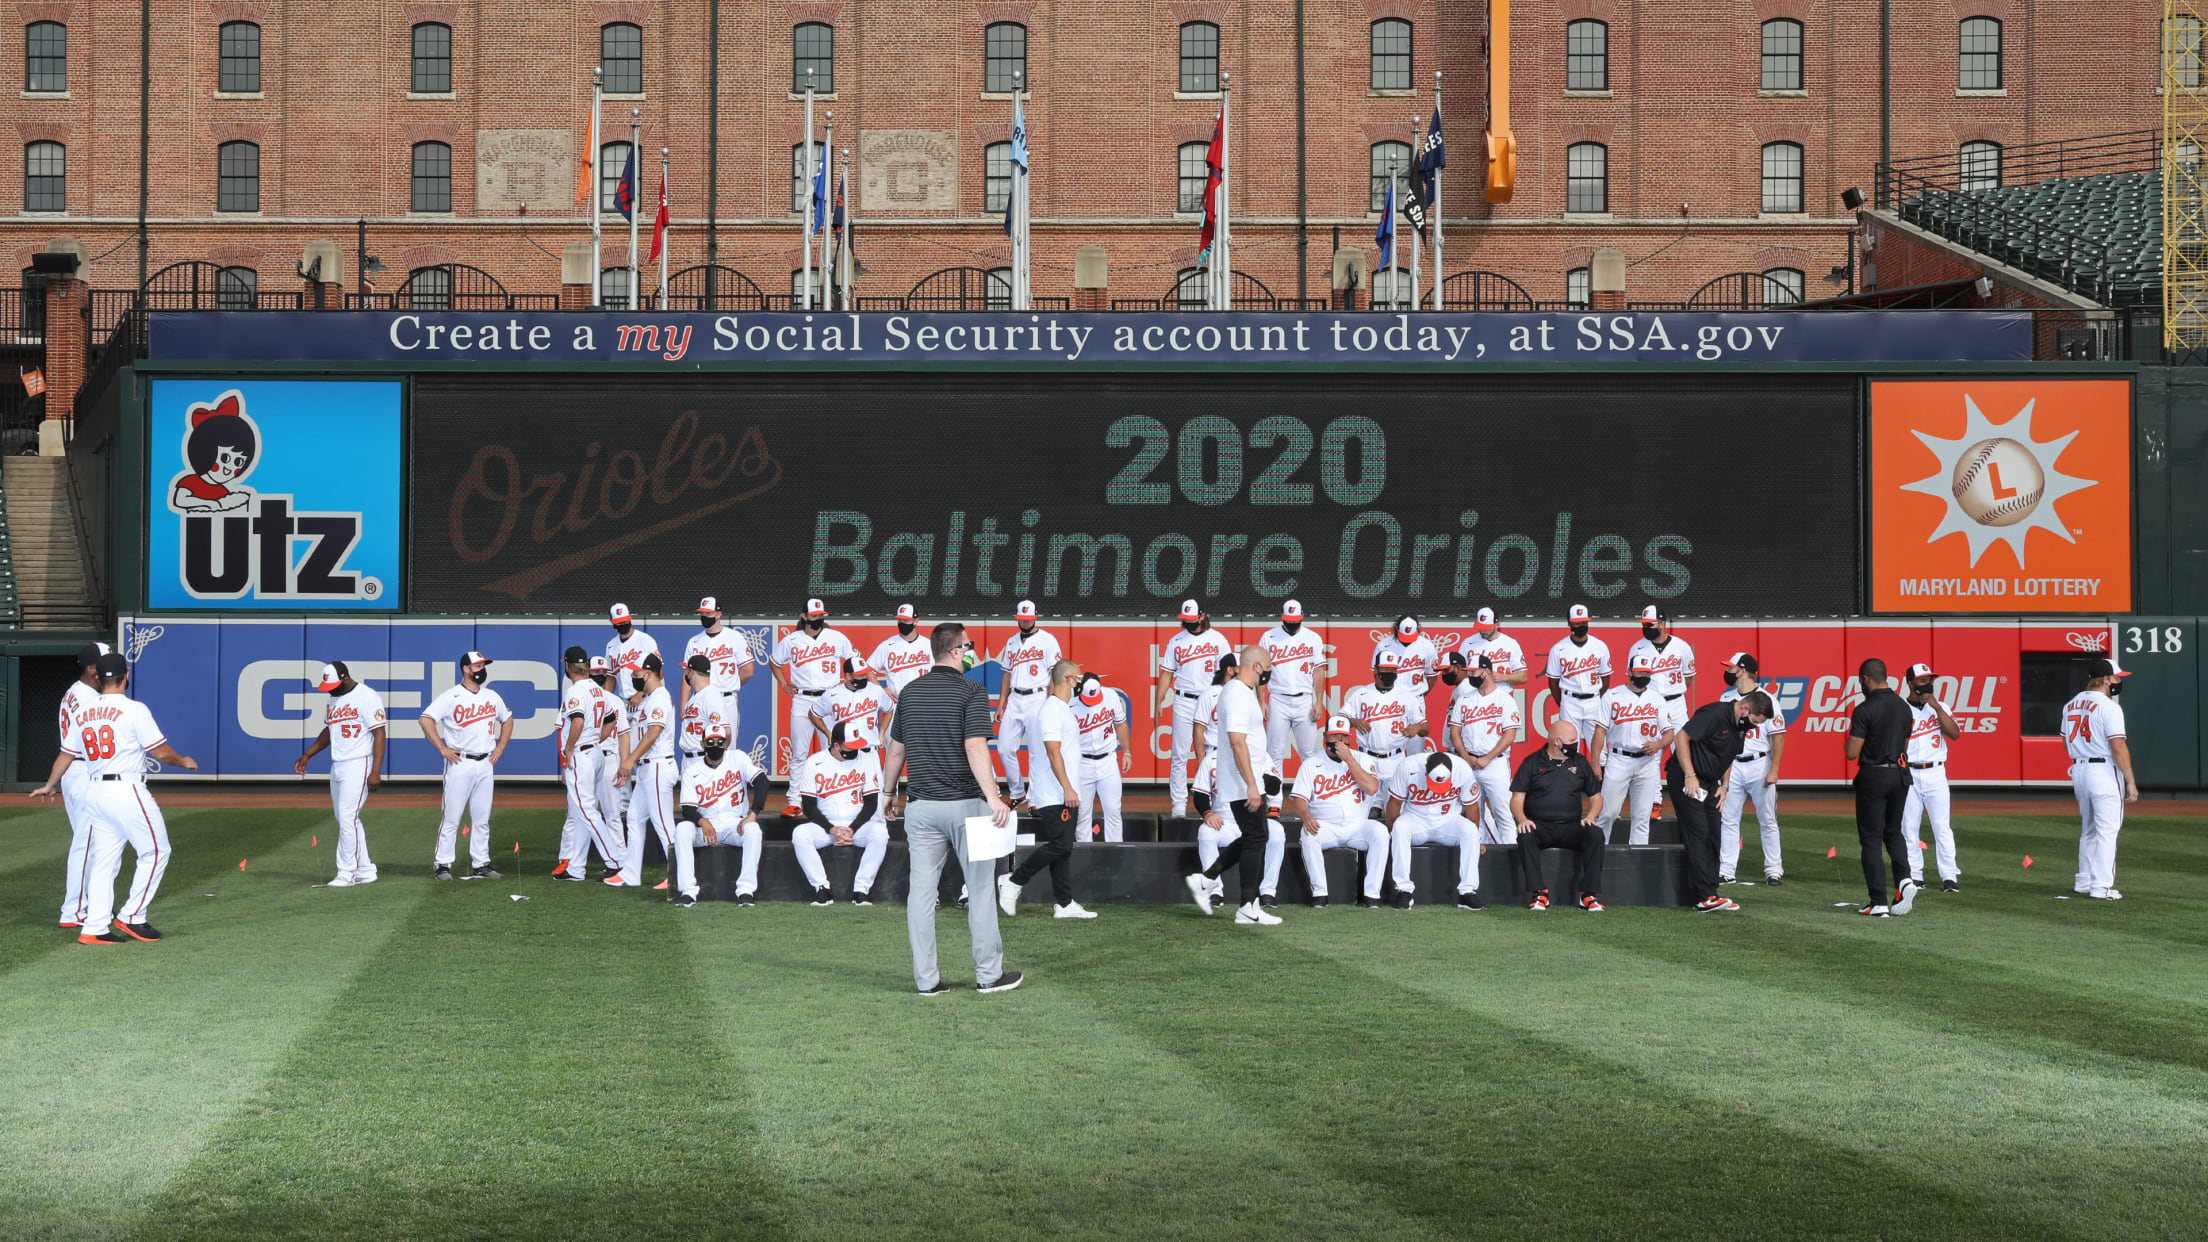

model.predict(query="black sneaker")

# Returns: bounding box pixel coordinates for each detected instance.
[116,922,162,942]
[470,866,502,880]
[977,970,1025,994]
[851,891,873,907]
[1356,895,1383,909]
[672,893,697,908]
[1718,874,1736,886]
[1308,895,1330,908]
[1259,893,1279,910]
[1390,891,1415,910]
[735,891,756,907]
[1457,892,1485,911]
[1941,879,1960,893]
[433,864,453,881]
[955,893,970,910]
[1765,875,1784,886]
[917,981,957,996]
[810,886,835,907]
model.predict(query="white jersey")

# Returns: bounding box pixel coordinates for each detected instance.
[1160,628,1235,697]
[62,694,167,779]
[1545,636,1613,697]
[1720,684,1787,757]
[1073,695,1122,756]
[997,628,1064,694]
[1388,753,1479,820]
[1212,680,1265,801]
[817,682,891,742]
[59,680,98,750]
[1342,683,1423,755]
[423,683,512,754]
[605,628,660,677]
[1905,699,1952,765]
[1374,633,1441,696]
[1626,636,1696,700]
[681,750,764,820]
[796,748,883,826]
[1457,630,1527,679]
[1258,624,1325,697]
[1595,684,1670,753]
[603,692,631,753]
[773,626,858,693]
[2061,689,2126,763]
[868,633,934,696]
[679,684,737,755]
[1197,684,1224,752]
[1290,753,1372,829]
[633,686,677,764]
[683,628,756,694]
[320,683,385,763]
[1027,695,1082,807]
[1450,686,1521,756]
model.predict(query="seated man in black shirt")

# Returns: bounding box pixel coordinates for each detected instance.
[1667,690,1774,913]
[1508,721,1609,911]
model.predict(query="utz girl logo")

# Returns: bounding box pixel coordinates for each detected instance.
[169,392,259,513]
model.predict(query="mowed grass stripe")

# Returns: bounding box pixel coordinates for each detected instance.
[682,907,1447,1242]
[133,810,797,1242]
[0,810,428,1242]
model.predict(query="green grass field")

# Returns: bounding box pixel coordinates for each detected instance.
[0,803,2202,1242]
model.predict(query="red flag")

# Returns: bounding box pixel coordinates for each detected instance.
[1196,113,1224,259]
[646,170,670,264]
[1826,846,1838,859]
[2022,855,2034,868]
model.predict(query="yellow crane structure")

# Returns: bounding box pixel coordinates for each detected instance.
[1486,0,1516,202]
[2167,0,2206,352]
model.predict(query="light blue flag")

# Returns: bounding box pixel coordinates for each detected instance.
[1375,176,1396,271]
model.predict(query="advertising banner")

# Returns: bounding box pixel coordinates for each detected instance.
[1868,378,2132,614]
[146,379,404,611]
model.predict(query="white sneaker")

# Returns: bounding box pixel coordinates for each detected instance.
[1054,901,1098,919]
[1185,873,1215,916]
[2088,888,2123,901]
[1171,805,1190,819]
[997,874,1021,917]
[1209,879,1226,902]
[325,874,357,887]
[1892,877,1920,916]
[352,872,378,885]
[1234,901,1282,926]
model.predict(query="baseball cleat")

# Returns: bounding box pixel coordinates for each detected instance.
[1053,901,1098,919]
[1527,890,1550,912]
[1234,902,1282,925]
[1308,895,1330,908]
[116,922,162,942]
[811,886,835,907]
[652,880,668,891]
[603,873,629,887]
[1695,896,1740,913]
[2088,888,2123,901]
[954,892,970,910]
[671,893,697,908]
[57,921,79,930]
[1356,895,1383,909]
[977,970,1025,993]
[471,866,502,880]
[557,867,586,882]
[1259,893,1279,910]
[551,860,570,877]
[735,891,756,907]
[78,931,126,945]
[1891,878,1919,916]
[997,874,1021,916]
[1390,891,1415,910]
[1184,873,1216,915]
[1458,892,1485,911]
[851,892,873,907]
[1941,879,1960,893]
[1765,875,1784,886]
[1717,874,1737,886]
[1580,894,1606,912]
[326,874,357,887]
[917,981,957,996]
[1858,903,1891,916]
[433,864,453,881]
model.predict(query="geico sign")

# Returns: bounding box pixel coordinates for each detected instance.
[232,658,563,741]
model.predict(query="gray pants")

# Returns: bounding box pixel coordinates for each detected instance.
[905,798,1006,991]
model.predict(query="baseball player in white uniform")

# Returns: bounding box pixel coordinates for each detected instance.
[420,651,512,880]
[1899,662,1964,892]
[679,653,740,768]
[1715,653,1788,886]
[1374,614,1441,701]
[1290,716,1387,907]
[1545,604,1611,754]
[1071,673,1132,842]
[1446,654,1522,850]
[1590,653,1673,845]
[33,651,198,944]
[605,601,661,680]
[54,641,110,929]
[1191,659,1285,907]
[555,647,622,881]
[771,599,857,802]
[1457,608,1528,687]
[994,600,1063,807]
[794,720,890,905]
[1260,599,1327,766]
[819,657,891,758]
[611,653,679,888]
[1386,750,1483,909]
[672,721,768,907]
[683,595,756,739]
[588,657,632,852]
[1342,651,1426,797]
[1156,599,1234,817]
[1626,607,1696,731]
[295,660,386,886]
[2064,657,2136,901]
[869,604,934,702]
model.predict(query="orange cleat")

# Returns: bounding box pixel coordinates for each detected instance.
[652,880,669,891]
[551,859,570,877]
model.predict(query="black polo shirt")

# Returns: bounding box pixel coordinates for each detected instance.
[1668,700,1751,785]
[1510,746,1600,822]
[1848,686,1913,767]
[888,666,994,801]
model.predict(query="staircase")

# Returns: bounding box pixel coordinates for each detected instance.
[1,456,101,629]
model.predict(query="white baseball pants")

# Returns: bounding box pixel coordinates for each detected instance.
[1470,759,1517,845]
[1300,820,1388,899]
[618,757,677,885]
[80,779,171,935]
[1718,755,1783,879]
[1903,766,1957,884]
[1594,751,1663,844]
[1166,691,1203,812]
[1389,811,1479,895]
[58,761,92,924]
[791,691,830,774]
[329,756,377,881]
[1555,695,1604,752]
[565,748,620,870]
[433,756,494,868]
[997,691,1046,801]
[1266,690,1321,764]
[675,816,763,900]
[596,749,629,846]
[2072,761,2124,894]
[1197,817,1284,896]
[794,820,889,894]
[1075,759,1124,842]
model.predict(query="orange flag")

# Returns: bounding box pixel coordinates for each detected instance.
[311,836,318,847]
[1826,846,1838,859]
[574,111,594,206]
[2022,855,2034,868]
[239,859,248,870]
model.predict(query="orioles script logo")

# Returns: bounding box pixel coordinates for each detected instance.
[1309,770,1362,802]
[1555,652,1605,681]
[693,767,748,807]
[811,768,870,798]
[448,411,784,600]
[452,701,501,728]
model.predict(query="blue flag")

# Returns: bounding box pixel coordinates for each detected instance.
[1375,176,1396,271]
[1004,93,1028,237]
[614,144,638,221]
[808,146,829,236]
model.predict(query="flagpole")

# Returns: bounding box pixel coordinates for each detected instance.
[658,147,670,309]
[1432,71,1445,311]
[802,71,815,310]
[1408,115,1422,310]
[626,110,641,308]
[818,112,835,307]
[1011,69,1028,311]
[1216,69,1231,309]
[589,68,603,307]
[838,147,853,309]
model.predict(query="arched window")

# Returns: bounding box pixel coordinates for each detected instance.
[1179,22,1219,93]
[1173,266,1210,309]
[1761,268,1804,305]
[1959,140,2002,192]
[1760,19,1803,91]
[790,140,824,213]
[1566,142,1607,213]
[985,267,1013,310]
[1566,267,1591,309]
[1370,141,1410,211]
[24,21,65,93]
[23,141,63,212]
[404,266,452,311]
[1371,19,1412,90]
[603,267,636,308]
[1370,267,1414,310]
[219,21,260,92]
[601,22,642,94]
[601,141,633,212]
[985,23,1027,93]
[411,141,452,211]
[1566,20,1607,91]
[1761,141,1804,213]
[985,141,1013,214]
[411,23,451,93]
[1178,141,1210,213]
[1959,18,2001,90]
[217,140,259,212]
[216,266,258,310]
[2169,16,2204,89]
[793,22,833,93]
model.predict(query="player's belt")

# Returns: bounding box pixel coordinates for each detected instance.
[575,744,596,754]
[1082,751,1114,761]
[1178,690,1201,699]
[1361,748,1395,761]
[1012,687,1042,695]
[795,688,825,696]
[1567,692,1597,700]
[1740,751,1768,762]
[1610,747,1649,759]
[460,752,490,761]
[2077,757,2107,764]
[1906,760,1943,770]
[1272,689,1310,698]
[1663,693,1684,701]
[96,773,143,782]
[681,749,702,760]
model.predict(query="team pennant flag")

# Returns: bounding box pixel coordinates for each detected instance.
[1409,107,1444,236]
[1195,112,1224,263]
[613,144,638,222]
[646,168,670,264]
[1374,175,1397,270]
[573,111,595,206]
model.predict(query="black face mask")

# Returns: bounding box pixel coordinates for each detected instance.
[702,744,727,765]
[327,682,347,697]
[1570,624,1589,640]
[700,616,716,630]
[1475,674,1493,693]
[1281,621,1301,634]
[592,675,610,689]
[897,622,915,637]
[833,746,860,762]
[1642,626,1661,641]
[847,678,867,692]
[469,667,488,686]
[632,675,648,693]
[1183,620,1203,634]
[1441,668,1463,686]
[614,623,632,638]
[1374,671,1397,692]
[1909,680,1935,698]
[2106,679,2125,698]
[802,619,825,633]
[1629,675,1651,691]
[1256,669,1271,687]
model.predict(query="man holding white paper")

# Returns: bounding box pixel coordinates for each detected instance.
[882,622,1023,995]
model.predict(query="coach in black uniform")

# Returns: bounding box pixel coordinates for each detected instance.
[1507,720,1609,911]
[1845,658,1918,917]
[1666,690,1772,912]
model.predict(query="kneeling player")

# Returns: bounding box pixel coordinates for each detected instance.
[673,722,767,907]
[794,721,889,906]
[1290,717,1387,907]
[1386,751,1483,910]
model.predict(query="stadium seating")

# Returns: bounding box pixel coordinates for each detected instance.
[1897,169,2163,306]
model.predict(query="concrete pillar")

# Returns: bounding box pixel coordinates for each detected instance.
[1590,247,1626,311]
[1073,245,1107,311]
[1331,248,1367,311]
[40,276,86,455]
[561,241,595,309]
[300,241,345,308]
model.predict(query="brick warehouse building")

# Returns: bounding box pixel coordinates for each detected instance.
[0,0,2165,313]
